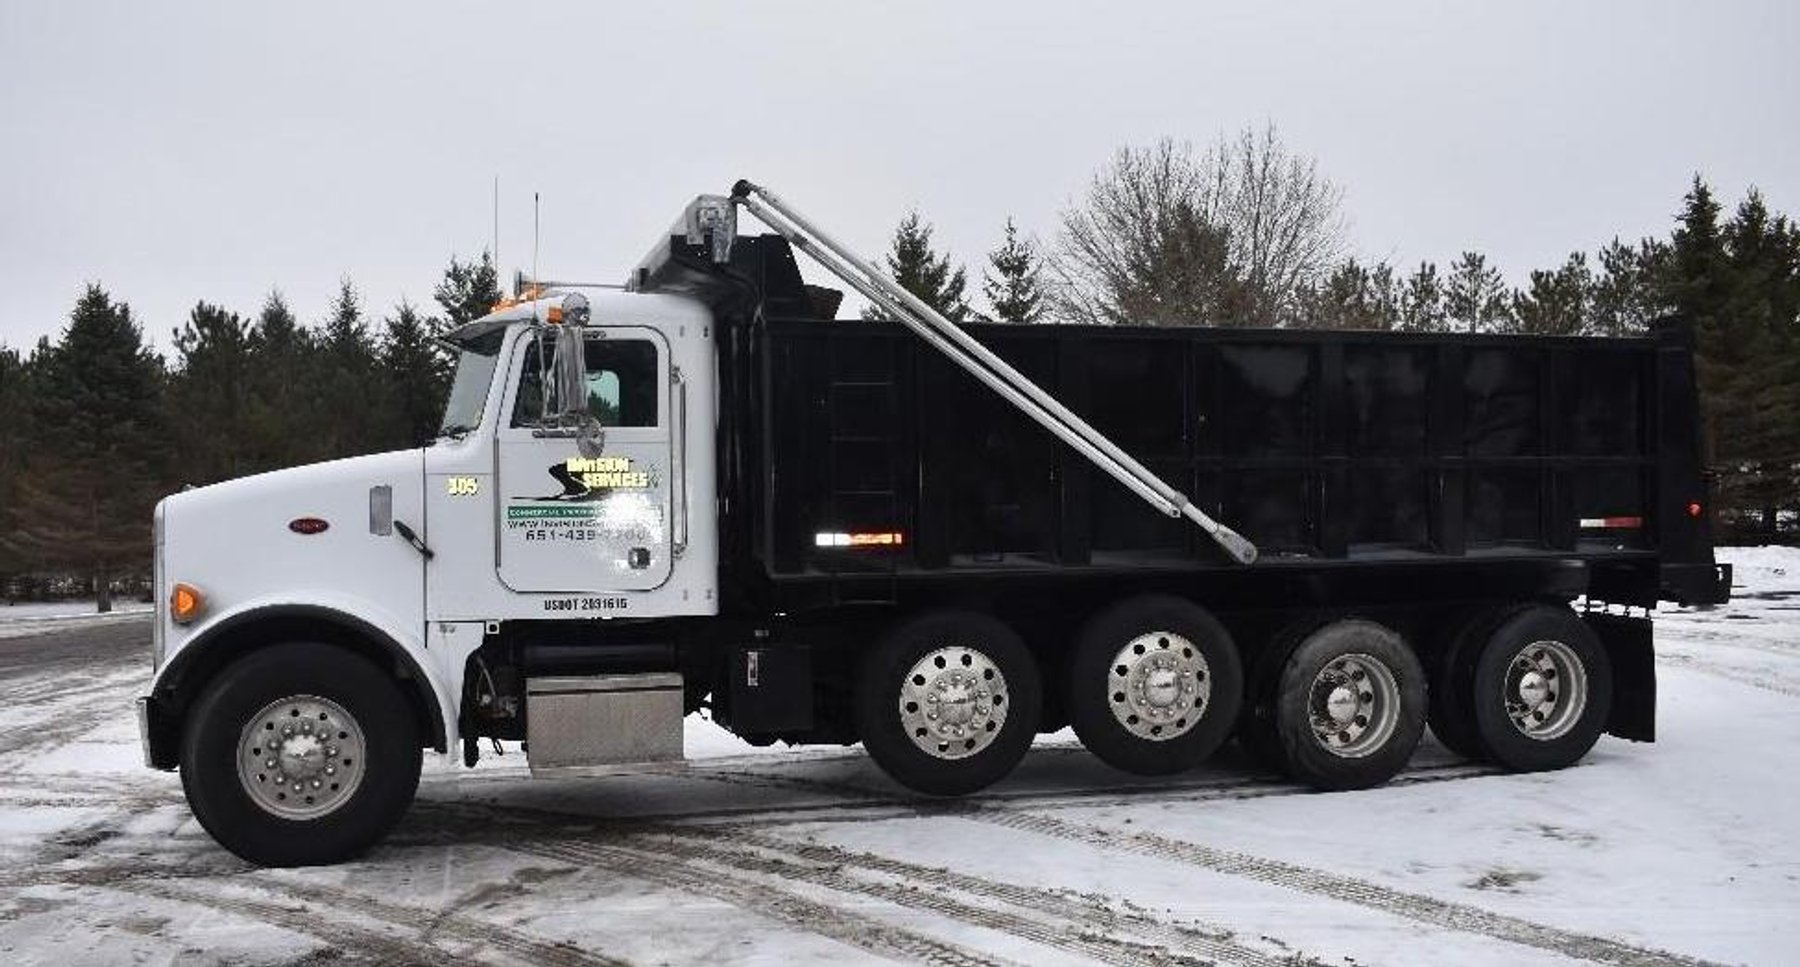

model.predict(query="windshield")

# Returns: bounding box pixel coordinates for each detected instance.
[438,342,502,436]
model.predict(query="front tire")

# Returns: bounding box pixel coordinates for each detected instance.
[856,611,1041,796]
[1066,595,1242,776]
[180,642,422,867]
[1272,619,1426,791]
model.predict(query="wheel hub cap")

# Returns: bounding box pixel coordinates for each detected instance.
[899,646,1009,760]
[1325,685,1360,724]
[1108,632,1210,742]
[1307,653,1401,759]
[1504,640,1588,741]
[237,694,366,820]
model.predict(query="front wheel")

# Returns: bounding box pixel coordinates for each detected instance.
[180,642,422,866]
[855,611,1041,796]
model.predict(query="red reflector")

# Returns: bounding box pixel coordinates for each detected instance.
[1687,501,1704,519]
[288,517,330,535]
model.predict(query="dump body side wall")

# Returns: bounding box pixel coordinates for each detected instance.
[734,318,1715,614]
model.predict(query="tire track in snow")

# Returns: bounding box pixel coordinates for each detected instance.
[8,853,630,967]
[666,760,1499,827]
[412,770,1492,967]
[114,877,468,966]
[1654,650,1800,699]
[984,809,1724,967]
[0,668,142,757]
[248,874,629,967]
[672,826,1303,967]
[601,829,1222,967]
[486,833,1010,967]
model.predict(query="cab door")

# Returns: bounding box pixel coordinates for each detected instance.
[495,327,674,592]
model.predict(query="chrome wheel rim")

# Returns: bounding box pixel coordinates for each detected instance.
[1107,631,1210,742]
[237,694,366,820]
[898,646,1009,760]
[1307,653,1401,758]
[1504,639,1588,741]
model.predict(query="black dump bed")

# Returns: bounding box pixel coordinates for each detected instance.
[638,233,1730,612]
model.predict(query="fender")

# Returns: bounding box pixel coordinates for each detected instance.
[146,594,455,768]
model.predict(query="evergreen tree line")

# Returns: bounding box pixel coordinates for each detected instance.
[0,254,501,607]
[2,131,1795,605]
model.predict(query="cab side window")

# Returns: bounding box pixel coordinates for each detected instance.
[512,337,659,428]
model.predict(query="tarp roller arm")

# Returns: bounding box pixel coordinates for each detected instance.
[729,179,1258,565]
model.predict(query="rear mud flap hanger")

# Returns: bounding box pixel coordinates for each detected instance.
[686,182,1259,566]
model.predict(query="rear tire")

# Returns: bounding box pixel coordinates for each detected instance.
[1427,607,1518,761]
[1272,619,1426,791]
[1235,617,1325,777]
[1065,595,1242,776]
[856,610,1042,796]
[1468,605,1612,772]
[180,642,422,867]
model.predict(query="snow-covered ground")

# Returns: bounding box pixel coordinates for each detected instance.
[0,601,153,640]
[1,549,1796,966]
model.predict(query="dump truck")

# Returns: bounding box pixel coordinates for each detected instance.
[137,183,1731,865]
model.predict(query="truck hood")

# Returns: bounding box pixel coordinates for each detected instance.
[156,449,429,661]
[161,449,424,520]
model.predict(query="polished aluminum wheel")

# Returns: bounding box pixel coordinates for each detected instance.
[1107,631,1210,742]
[1307,653,1401,758]
[898,646,1009,760]
[237,694,366,820]
[1503,639,1588,741]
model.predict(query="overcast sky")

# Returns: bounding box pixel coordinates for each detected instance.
[2,1,1795,353]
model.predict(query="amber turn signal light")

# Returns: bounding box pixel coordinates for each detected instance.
[170,582,206,624]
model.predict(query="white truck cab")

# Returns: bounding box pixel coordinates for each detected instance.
[143,281,721,864]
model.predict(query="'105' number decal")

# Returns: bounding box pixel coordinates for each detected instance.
[446,476,480,497]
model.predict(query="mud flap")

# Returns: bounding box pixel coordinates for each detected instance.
[1583,612,1655,742]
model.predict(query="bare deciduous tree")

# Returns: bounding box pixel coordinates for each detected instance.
[1050,125,1346,327]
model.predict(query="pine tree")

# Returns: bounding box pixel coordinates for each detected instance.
[434,250,503,335]
[1299,258,1398,330]
[0,345,30,592]
[382,300,448,447]
[241,291,319,472]
[168,301,255,485]
[1445,252,1513,333]
[1666,177,1749,522]
[317,279,382,458]
[1398,262,1447,332]
[11,286,167,611]
[864,212,970,322]
[1509,252,1592,335]
[1719,189,1800,535]
[1589,238,1670,337]
[982,218,1044,323]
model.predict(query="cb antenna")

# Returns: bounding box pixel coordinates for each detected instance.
[531,191,541,314]
[491,175,500,279]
